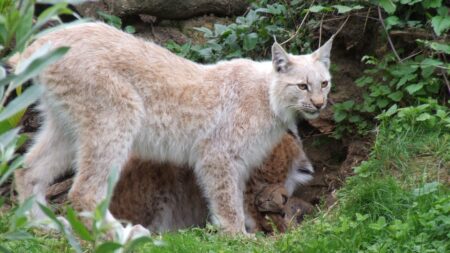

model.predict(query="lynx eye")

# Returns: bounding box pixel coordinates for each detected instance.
[321,81,329,88]
[297,83,308,90]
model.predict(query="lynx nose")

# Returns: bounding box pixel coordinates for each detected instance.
[311,97,324,109]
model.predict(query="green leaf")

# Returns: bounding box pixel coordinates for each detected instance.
[416,113,432,121]
[421,58,441,78]
[0,85,43,122]
[333,110,347,123]
[341,100,355,110]
[16,3,72,50]
[94,242,122,253]
[405,83,424,94]
[412,181,440,196]
[66,207,94,242]
[124,236,153,251]
[0,245,11,253]
[428,42,450,54]
[124,25,135,34]
[376,98,389,109]
[214,24,227,36]
[379,0,396,14]
[243,32,258,51]
[11,196,34,230]
[422,0,443,8]
[385,16,401,30]
[193,27,213,37]
[431,15,450,36]
[38,204,83,253]
[15,3,34,52]
[0,156,24,185]
[385,104,398,117]
[332,5,352,14]
[3,231,33,240]
[309,5,325,13]
[97,11,121,29]
[396,74,416,89]
[332,5,363,14]
[1,46,69,88]
[388,91,403,102]
[0,128,20,149]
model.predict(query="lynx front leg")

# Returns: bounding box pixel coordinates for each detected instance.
[195,157,247,234]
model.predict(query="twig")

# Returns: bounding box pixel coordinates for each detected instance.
[377,6,402,62]
[281,0,316,46]
[439,58,450,94]
[333,15,350,37]
[319,14,324,47]
[401,50,423,61]
[362,7,371,35]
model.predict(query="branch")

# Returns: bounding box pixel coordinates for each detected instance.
[377,6,402,63]
[281,0,316,46]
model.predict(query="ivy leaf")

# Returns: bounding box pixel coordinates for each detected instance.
[332,5,363,14]
[388,91,403,102]
[243,33,258,51]
[431,15,450,36]
[385,104,398,117]
[405,83,424,94]
[332,5,352,14]
[421,58,441,78]
[334,110,347,123]
[193,27,213,37]
[385,16,401,30]
[378,0,396,14]
[309,5,325,13]
[376,98,389,109]
[428,42,450,54]
[416,113,432,121]
[422,0,443,8]
[124,25,135,34]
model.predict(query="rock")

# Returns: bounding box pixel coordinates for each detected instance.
[75,0,249,20]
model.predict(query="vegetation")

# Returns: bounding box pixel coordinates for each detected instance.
[0,0,448,252]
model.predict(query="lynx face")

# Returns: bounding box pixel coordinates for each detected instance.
[270,38,333,121]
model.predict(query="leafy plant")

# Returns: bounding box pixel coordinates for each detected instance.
[97,11,135,34]
[166,0,323,63]
[332,0,449,138]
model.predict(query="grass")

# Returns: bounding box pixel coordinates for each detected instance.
[0,118,449,253]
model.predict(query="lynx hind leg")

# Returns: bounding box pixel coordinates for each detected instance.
[195,156,246,234]
[67,93,147,239]
[15,111,75,220]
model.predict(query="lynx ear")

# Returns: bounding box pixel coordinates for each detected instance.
[312,35,334,69]
[272,42,291,73]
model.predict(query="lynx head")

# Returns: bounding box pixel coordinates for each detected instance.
[269,37,334,123]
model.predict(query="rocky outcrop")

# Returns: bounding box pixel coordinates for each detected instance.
[76,0,248,19]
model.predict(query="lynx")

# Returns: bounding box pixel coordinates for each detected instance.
[11,22,333,236]
[109,133,313,233]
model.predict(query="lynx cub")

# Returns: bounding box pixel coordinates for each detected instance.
[109,133,313,233]
[12,22,333,235]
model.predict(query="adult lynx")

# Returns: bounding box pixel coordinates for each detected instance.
[12,22,333,235]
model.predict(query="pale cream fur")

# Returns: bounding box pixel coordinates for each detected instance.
[11,22,333,236]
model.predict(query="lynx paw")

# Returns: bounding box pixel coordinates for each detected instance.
[126,224,151,241]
